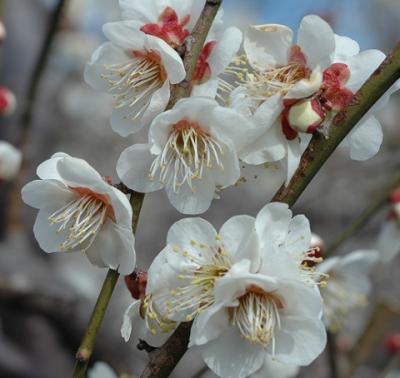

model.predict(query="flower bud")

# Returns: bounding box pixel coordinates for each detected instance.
[311,233,325,255]
[0,141,22,181]
[0,87,17,116]
[0,21,6,43]
[124,269,147,300]
[287,98,325,134]
[385,333,400,354]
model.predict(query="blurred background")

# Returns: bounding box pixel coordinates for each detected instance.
[0,0,399,377]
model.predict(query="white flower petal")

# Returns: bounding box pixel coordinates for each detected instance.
[88,362,117,378]
[0,141,22,180]
[165,173,216,215]
[347,115,383,161]
[255,202,292,250]
[286,69,322,99]
[252,356,299,378]
[144,35,186,84]
[208,27,243,76]
[21,179,74,210]
[167,217,217,248]
[121,300,141,342]
[273,315,326,366]
[244,24,293,69]
[284,139,302,185]
[119,0,160,23]
[211,141,241,187]
[84,42,131,92]
[282,215,311,260]
[345,49,386,92]
[36,152,70,180]
[56,156,108,192]
[333,34,360,62]
[200,326,265,378]
[102,21,146,50]
[297,15,335,70]
[377,221,400,263]
[117,144,163,193]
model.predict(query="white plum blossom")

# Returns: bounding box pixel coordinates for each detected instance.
[21,153,136,275]
[377,188,400,263]
[317,250,379,332]
[118,0,241,99]
[130,203,326,378]
[88,362,117,378]
[85,21,185,137]
[252,356,299,378]
[118,0,222,47]
[231,15,399,183]
[117,97,255,214]
[0,141,22,181]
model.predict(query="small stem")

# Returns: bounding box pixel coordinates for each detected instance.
[272,44,400,206]
[18,0,68,147]
[325,172,400,257]
[167,0,222,108]
[72,269,120,378]
[72,192,145,377]
[378,352,400,378]
[327,331,339,378]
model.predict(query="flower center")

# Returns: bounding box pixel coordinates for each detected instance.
[149,120,225,193]
[102,50,165,122]
[153,239,232,325]
[229,286,284,348]
[140,6,190,48]
[48,188,113,252]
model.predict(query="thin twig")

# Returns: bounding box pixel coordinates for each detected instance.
[272,44,400,206]
[18,0,67,148]
[327,331,339,378]
[325,172,400,257]
[72,191,145,378]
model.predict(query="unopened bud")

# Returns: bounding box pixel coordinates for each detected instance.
[385,333,400,354]
[0,87,17,116]
[124,269,147,300]
[0,141,22,181]
[287,98,325,134]
[311,233,325,255]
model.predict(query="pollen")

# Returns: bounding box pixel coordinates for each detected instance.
[229,287,284,349]
[101,50,166,123]
[48,189,112,252]
[148,119,225,193]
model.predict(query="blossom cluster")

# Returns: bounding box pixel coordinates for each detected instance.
[19,0,400,377]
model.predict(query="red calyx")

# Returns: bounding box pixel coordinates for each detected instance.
[140,7,190,48]
[385,333,400,354]
[125,269,147,300]
[390,187,400,204]
[192,41,217,85]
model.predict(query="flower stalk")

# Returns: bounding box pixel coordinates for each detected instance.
[72,191,144,378]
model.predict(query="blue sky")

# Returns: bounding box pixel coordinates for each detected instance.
[226,0,383,49]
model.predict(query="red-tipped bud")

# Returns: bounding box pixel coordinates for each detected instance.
[0,87,16,116]
[285,98,325,134]
[385,333,400,354]
[124,269,147,300]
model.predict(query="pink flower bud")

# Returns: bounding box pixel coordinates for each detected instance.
[0,87,17,116]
